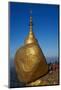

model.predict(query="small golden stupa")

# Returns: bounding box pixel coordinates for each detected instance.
[14,11,48,84]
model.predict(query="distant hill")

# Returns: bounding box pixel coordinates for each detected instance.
[46,57,59,64]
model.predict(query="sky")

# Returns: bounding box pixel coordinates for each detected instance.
[9,2,59,59]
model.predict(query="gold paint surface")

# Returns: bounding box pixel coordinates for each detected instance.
[14,15,48,84]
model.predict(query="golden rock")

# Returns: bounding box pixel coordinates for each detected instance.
[14,15,48,84]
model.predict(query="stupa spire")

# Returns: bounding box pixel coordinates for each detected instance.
[29,16,33,33]
[24,10,37,45]
[29,10,33,33]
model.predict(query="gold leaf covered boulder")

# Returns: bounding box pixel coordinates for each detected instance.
[14,15,48,84]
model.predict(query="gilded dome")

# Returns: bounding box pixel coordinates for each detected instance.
[14,14,48,84]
